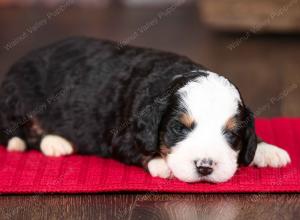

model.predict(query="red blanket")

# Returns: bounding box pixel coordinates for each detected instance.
[0,118,299,194]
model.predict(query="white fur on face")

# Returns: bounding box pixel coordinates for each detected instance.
[166,71,241,183]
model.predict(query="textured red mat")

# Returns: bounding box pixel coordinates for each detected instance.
[0,118,299,194]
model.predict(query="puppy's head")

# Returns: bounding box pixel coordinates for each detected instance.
[158,71,257,183]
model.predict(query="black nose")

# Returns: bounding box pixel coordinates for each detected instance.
[195,159,214,176]
[197,166,213,176]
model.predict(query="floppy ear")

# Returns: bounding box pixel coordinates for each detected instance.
[133,72,202,155]
[133,96,169,154]
[238,107,258,166]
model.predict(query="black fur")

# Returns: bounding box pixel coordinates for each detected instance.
[0,36,258,168]
[238,107,258,165]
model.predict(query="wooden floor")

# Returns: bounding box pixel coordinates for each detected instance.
[0,3,300,219]
[1,194,300,219]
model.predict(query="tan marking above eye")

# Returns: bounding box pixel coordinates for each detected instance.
[226,117,237,131]
[179,113,195,129]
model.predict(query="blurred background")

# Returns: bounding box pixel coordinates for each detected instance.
[0,0,299,117]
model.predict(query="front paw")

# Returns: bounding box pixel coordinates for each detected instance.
[147,158,172,179]
[252,142,291,168]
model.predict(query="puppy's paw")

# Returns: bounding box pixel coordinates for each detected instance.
[7,137,26,152]
[252,142,291,168]
[148,158,172,179]
[40,135,74,157]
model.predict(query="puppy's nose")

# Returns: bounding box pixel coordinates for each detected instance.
[195,159,214,176]
[197,166,213,176]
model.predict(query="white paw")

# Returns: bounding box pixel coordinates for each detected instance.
[148,158,172,179]
[252,142,291,168]
[40,135,74,157]
[7,137,26,152]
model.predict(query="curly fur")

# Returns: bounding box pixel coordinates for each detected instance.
[0,37,289,183]
[0,37,204,164]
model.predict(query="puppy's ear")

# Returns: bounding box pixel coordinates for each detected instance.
[238,107,258,166]
[133,73,197,155]
[133,96,169,154]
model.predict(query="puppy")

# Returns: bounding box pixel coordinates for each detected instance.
[0,37,291,183]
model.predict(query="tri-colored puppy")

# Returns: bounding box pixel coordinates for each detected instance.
[0,37,290,183]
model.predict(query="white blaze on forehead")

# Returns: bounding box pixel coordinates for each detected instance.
[178,71,241,127]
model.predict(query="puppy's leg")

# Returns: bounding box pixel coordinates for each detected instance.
[7,137,27,152]
[147,157,172,179]
[40,135,74,157]
[251,142,291,168]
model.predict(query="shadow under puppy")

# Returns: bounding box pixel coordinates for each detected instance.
[0,37,291,183]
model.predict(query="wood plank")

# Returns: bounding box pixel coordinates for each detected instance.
[198,0,300,32]
[0,194,300,219]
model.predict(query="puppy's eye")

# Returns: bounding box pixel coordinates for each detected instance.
[224,131,239,145]
[173,122,190,134]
